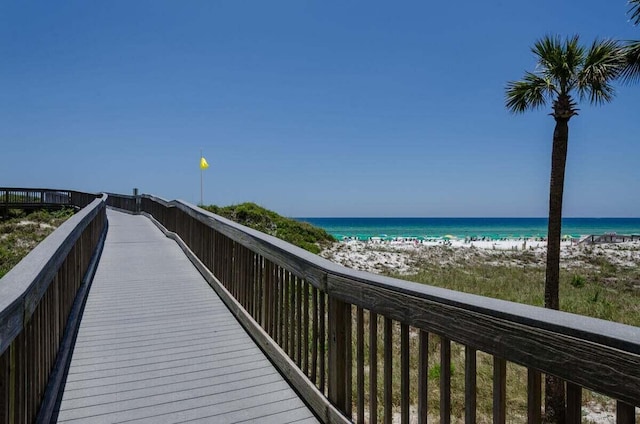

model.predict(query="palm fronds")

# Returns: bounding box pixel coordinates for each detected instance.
[531,35,584,93]
[620,40,640,83]
[506,72,553,113]
[578,39,624,104]
[506,35,621,114]
[629,0,640,26]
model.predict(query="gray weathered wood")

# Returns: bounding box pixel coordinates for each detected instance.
[326,274,640,405]
[328,297,348,414]
[527,368,542,424]
[154,198,328,291]
[369,312,378,424]
[304,281,310,376]
[36,221,108,423]
[0,191,106,422]
[384,317,393,424]
[616,401,636,424]
[566,382,581,424]
[0,188,89,215]
[319,289,326,395]
[0,195,106,355]
[493,356,506,424]
[356,307,364,424]
[311,286,318,384]
[0,347,8,423]
[130,193,640,420]
[418,330,428,424]
[56,210,323,424]
[401,323,409,424]
[148,211,346,423]
[465,346,476,424]
[149,196,640,359]
[440,336,451,424]
[345,303,352,418]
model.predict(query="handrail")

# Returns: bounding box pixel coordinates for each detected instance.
[580,233,640,244]
[105,191,139,213]
[1,187,100,217]
[0,192,107,423]
[110,193,640,423]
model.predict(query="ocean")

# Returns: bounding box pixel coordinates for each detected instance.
[296,217,640,241]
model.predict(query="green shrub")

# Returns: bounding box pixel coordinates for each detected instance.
[8,208,24,218]
[202,202,335,254]
[428,363,455,379]
[571,274,586,288]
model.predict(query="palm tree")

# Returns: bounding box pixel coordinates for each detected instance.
[505,35,622,423]
[632,0,640,21]
[621,0,640,82]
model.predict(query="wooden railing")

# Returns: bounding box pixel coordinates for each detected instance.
[105,193,640,423]
[105,192,139,213]
[580,234,640,244]
[0,192,107,423]
[1,187,99,218]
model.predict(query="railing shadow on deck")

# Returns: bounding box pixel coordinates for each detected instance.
[0,191,107,423]
[105,192,639,424]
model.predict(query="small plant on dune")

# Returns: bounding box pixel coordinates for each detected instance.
[428,364,441,380]
[427,363,455,380]
[8,208,25,219]
[571,274,586,288]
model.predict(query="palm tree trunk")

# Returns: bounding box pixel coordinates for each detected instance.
[545,118,568,311]
[544,117,569,423]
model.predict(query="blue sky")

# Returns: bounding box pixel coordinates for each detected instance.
[1,1,638,217]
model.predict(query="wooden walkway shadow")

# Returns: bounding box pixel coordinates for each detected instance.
[55,209,318,423]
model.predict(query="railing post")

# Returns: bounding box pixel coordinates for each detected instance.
[133,188,140,213]
[527,369,542,424]
[616,401,635,424]
[566,383,581,424]
[328,295,349,414]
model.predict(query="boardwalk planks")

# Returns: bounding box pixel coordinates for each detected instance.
[6,189,636,423]
[55,210,319,424]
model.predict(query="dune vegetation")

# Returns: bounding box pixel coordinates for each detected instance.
[0,208,75,279]
[202,202,335,254]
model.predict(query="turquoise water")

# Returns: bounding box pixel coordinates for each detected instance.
[296,218,640,241]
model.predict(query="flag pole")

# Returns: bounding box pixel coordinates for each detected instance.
[200,150,203,206]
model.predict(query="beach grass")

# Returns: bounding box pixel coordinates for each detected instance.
[0,208,75,279]
[343,249,640,422]
[397,254,640,326]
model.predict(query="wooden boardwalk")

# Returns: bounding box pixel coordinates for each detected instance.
[55,209,319,424]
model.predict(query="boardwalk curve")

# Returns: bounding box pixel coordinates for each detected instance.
[55,209,318,423]
[2,189,639,423]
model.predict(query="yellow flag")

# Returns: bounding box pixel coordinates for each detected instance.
[200,156,209,170]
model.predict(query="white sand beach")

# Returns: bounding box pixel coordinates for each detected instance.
[320,237,640,278]
[320,238,640,423]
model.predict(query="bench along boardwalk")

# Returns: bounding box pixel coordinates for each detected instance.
[55,210,318,423]
[0,188,639,423]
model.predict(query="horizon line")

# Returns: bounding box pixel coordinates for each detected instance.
[294,216,640,219]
